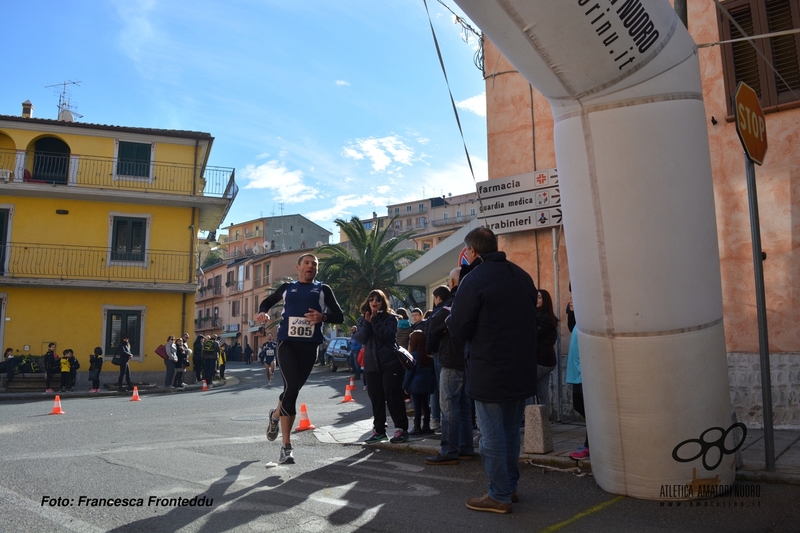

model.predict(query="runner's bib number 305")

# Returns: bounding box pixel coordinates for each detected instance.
[288,317,314,338]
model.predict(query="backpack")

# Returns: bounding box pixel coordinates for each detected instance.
[203,339,215,352]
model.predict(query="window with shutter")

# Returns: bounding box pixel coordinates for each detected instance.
[111,216,147,262]
[719,0,800,114]
[116,141,153,178]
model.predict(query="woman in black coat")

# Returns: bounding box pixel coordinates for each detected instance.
[193,335,205,383]
[355,289,409,444]
[535,289,559,409]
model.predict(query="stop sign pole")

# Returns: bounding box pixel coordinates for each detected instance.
[735,81,774,471]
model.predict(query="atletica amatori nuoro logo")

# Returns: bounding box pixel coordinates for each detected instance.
[672,422,747,471]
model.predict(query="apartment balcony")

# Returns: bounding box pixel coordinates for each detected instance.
[227,281,244,295]
[0,149,238,231]
[196,286,221,301]
[195,317,222,331]
[0,242,196,292]
[430,215,475,228]
[244,228,263,239]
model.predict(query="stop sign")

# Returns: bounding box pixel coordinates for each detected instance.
[734,82,768,165]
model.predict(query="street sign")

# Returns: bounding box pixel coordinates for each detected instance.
[734,82,768,166]
[458,247,469,266]
[476,169,561,235]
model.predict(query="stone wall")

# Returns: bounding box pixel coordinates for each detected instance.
[729,352,800,428]
[550,352,800,429]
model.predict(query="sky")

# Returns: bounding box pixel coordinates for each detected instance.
[0,0,488,241]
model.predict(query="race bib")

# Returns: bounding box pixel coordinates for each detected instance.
[287,317,314,338]
[266,349,275,356]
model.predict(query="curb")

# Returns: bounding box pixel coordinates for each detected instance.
[0,376,238,402]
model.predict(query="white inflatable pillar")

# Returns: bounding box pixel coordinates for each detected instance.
[454,0,734,498]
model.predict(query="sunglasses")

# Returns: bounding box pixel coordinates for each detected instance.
[368,295,382,302]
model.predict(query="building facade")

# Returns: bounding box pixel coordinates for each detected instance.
[0,105,236,375]
[219,214,331,259]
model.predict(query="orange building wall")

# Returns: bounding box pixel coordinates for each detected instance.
[483,2,800,354]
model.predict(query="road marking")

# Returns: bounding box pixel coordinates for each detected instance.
[539,495,625,533]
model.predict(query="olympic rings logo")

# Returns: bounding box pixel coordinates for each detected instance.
[671,422,747,471]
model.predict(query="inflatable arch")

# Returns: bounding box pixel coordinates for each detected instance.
[453,0,734,499]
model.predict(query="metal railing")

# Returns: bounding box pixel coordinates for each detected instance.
[430,215,475,227]
[0,242,190,283]
[195,317,222,331]
[0,149,236,198]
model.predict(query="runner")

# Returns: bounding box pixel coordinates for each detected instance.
[256,253,343,465]
[260,333,277,385]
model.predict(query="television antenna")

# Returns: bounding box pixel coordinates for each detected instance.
[45,80,83,121]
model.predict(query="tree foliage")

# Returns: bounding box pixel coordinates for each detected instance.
[316,217,422,324]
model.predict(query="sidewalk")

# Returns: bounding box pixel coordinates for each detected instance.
[316,420,800,486]
[0,375,238,401]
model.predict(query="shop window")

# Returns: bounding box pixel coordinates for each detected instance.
[104,307,143,359]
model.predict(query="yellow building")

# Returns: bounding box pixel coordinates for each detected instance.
[0,104,237,376]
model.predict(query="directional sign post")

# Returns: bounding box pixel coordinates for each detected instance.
[735,81,774,471]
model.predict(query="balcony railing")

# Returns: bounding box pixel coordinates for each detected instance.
[227,281,243,295]
[195,317,222,331]
[196,286,221,300]
[0,149,236,198]
[244,228,263,238]
[0,242,190,283]
[430,215,475,228]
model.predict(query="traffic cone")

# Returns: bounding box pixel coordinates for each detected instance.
[295,403,316,431]
[348,376,356,391]
[130,386,141,402]
[49,395,65,415]
[341,385,354,403]
[202,380,209,391]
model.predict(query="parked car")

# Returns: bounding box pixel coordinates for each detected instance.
[325,337,351,372]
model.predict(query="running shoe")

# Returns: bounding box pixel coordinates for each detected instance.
[569,446,590,460]
[390,429,409,443]
[279,444,295,465]
[364,431,388,444]
[266,409,280,441]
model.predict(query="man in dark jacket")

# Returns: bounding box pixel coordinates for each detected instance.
[425,267,475,465]
[448,227,538,514]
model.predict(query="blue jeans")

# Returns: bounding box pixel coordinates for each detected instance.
[349,350,361,379]
[475,399,526,504]
[439,367,474,458]
[430,353,441,421]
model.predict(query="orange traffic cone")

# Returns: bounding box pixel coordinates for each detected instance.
[348,376,356,391]
[50,395,65,415]
[130,386,141,402]
[295,403,316,431]
[341,385,354,403]
[202,380,209,391]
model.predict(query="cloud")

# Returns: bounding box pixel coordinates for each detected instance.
[335,80,350,86]
[115,0,158,68]
[305,193,386,222]
[342,135,416,172]
[241,160,318,203]
[456,92,486,117]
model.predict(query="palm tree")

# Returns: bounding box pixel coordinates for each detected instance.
[316,217,423,323]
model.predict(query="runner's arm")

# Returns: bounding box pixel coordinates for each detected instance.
[321,284,344,324]
[258,283,289,314]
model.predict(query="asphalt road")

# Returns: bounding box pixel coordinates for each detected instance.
[1,363,799,532]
